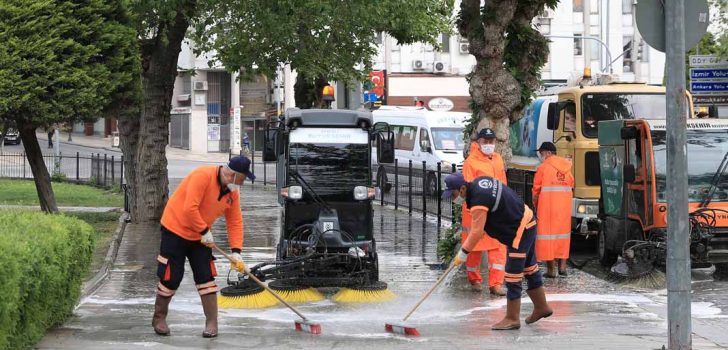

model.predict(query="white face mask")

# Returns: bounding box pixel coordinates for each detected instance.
[453,194,465,205]
[480,144,495,155]
[226,172,241,193]
[537,152,545,162]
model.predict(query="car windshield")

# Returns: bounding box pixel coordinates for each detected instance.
[654,129,728,203]
[431,127,465,150]
[581,93,667,138]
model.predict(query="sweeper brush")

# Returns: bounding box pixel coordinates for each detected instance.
[385,263,457,336]
[332,281,396,303]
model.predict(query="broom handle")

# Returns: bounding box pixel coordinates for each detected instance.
[402,262,457,322]
[211,244,309,321]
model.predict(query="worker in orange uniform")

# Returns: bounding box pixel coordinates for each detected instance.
[532,142,574,277]
[152,156,254,338]
[460,128,508,295]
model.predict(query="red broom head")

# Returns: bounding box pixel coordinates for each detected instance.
[294,320,322,334]
[384,323,420,336]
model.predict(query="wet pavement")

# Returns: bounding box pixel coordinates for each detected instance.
[38,185,728,349]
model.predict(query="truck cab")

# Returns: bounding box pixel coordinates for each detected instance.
[598,119,728,276]
[509,80,694,238]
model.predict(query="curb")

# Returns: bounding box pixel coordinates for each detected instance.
[80,212,129,298]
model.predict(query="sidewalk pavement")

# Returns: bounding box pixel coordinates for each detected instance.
[38,185,726,349]
[37,131,233,163]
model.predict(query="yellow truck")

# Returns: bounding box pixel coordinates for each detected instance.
[507,78,694,237]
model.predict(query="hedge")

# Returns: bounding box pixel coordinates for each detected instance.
[0,210,94,350]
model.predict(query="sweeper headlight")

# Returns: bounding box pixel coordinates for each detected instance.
[281,186,303,200]
[354,186,376,200]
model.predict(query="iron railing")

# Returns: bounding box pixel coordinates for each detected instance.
[0,152,124,190]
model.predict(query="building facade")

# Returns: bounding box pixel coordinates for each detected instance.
[370,0,664,112]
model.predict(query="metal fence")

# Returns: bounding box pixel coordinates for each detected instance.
[505,168,535,209]
[374,160,458,226]
[0,152,124,190]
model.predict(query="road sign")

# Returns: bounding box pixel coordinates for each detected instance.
[690,68,728,79]
[693,94,728,106]
[690,81,728,93]
[636,0,709,52]
[690,55,728,67]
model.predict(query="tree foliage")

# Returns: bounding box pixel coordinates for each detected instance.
[458,0,558,161]
[712,0,728,58]
[0,0,139,213]
[190,0,454,83]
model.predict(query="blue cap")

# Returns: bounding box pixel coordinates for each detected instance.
[441,172,467,200]
[477,128,496,140]
[228,156,256,181]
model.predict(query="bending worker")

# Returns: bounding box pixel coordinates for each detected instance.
[460,128,508,295]
[152,156,254,338]
[532,142,574,277]
[444,172,553,330]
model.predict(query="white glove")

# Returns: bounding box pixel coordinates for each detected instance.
[453,248,468,266]
[200,230,215,247]
[230,252,246,272]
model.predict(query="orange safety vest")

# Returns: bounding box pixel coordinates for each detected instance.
[461,142,508,252]
[532,155,574,261]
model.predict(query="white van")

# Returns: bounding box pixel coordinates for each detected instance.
[371,106,470,196]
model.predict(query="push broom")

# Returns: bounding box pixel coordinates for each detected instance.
[385,262,457,336]
[211,244,323,334]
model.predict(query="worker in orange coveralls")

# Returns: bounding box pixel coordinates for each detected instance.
[532,142,574,277]
[152,156,253,338]
[460,128,508,296]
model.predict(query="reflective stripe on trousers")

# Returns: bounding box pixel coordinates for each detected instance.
[540,186,572,192]
[536,233,571,240]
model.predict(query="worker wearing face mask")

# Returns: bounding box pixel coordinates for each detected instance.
[460,128,508,295]
[153,156,254,338]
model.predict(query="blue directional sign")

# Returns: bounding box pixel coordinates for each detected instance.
[690,81,728,93]
[690,68,728,80]
[363,91,378,103]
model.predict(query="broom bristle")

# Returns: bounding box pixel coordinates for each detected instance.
[618,269,666,289]
[218,291,280,309]
[275,288,325,303]
[332,287,397,303]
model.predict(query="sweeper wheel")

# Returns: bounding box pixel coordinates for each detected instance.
[269,279,311,292]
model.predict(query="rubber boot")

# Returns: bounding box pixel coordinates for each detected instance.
[200,293,218,338]
[470,281,483,292]
[525,287,553,325]
[489,284,506,297]
[558,259,568,276]
[545,261,557,278]
[491,298,521,330]
[152,295,172,336]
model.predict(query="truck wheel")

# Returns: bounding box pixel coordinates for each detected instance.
[425,172,438,197]
[714,263,728,280]
[377,167,391,193]
[598,223,618,267]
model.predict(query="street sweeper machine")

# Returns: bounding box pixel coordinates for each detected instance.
[219,109,397,306]
[597,119,728,278]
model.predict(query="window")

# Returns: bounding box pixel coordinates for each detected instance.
[581,93,667,138]
[419,128,432,153]
[574,34,583,56]
[585,152,601,186]
[623,37,633,73]
[375,32,383,45]
[623,0,633,13]
[563,103,577,132]
[392,125,417,151]
[574,0,583,12]
[440,33,450,53]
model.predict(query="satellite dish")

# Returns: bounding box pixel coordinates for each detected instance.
[636,0,709,52]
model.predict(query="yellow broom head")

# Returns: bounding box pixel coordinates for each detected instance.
[269,280,325,304]
[332,281,397,303]
[218,284,279,309]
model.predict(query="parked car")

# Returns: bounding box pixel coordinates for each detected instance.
[2,128,21,145]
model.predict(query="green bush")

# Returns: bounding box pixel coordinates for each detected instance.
[437,204,462,264]
[0,210,94,350]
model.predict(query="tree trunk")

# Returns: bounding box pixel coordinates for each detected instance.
[458,0,553,163]
[121,1,197,223]
[18,125,58,213]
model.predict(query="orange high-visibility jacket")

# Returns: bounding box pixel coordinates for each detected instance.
[532,155,574,260]
[161,166,244,250]
[461,142,508,251]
